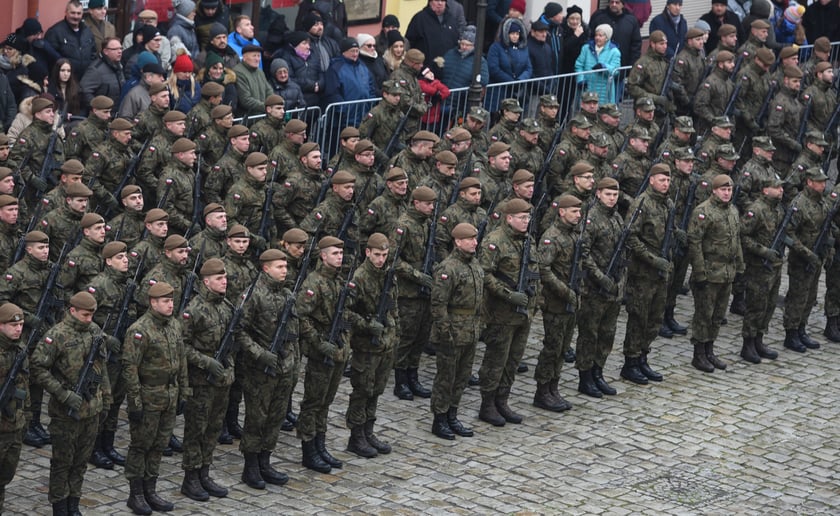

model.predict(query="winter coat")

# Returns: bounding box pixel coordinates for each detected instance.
[419,77,451,124]
[277,45,324,108]
[269,77,306,110]
[405,4,460,78]
[575,40,622,104]
[590,7,642,67]
[44,19,97,77]
[227,32,263,68]
[802,0,840,43]
[171,78,202,114]
[168,14,200,59]
[324,55,375,107]
[441,47,489,89]
[79,54,125,112]
[0,74,17,133]
[359,52,388,97]
[561,21,590,75]
[649,10,687,59]
[487,18,532,84]
[197,67,238,112]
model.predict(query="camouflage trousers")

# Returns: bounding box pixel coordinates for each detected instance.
[182,384,230,471]
[479,318,531,395]
[665,251,689,309]
[431,343,476,415]
[690,280,732,344]
[576,294,620,370]
[394,297,432,369]
[623,270,668,358]
[535,311,575,384]
[346,348,393,427]
[824,257,840,317]
[240,364,297,454]
[100,356,126,433]
[0,428,23,502]
[47,415,98,503]
[783,259,821,329]
[742,264,782,337]
[125,407,177,480]
[297,356,346,442]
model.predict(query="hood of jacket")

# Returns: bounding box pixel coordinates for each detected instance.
[500,17,528,49]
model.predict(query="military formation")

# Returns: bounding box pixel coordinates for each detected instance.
[0,23,839,516]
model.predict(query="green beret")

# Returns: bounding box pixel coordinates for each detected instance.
[211,104,233,119]
[512,169,535,184]
[488,142,511,157]
[285,119,307,133]
[353,139,374,155]
[60,159,85,175]
[298,142,320,157]
[227,224,250,238]
[712,174,734,188]
[556,195,582,209]
[412,130,440,143]
[148,83,168,96]
[459,177,481,191]
[163,110,187,123]
[265,94,285,106]
[331,170,356,185]
[203,202,225,217]
[25,231,49,243]
[31,97,54,114]
[385,167,408,182]
[81,213,105,229]
[171,138,197,153]
[109,118,134,131]
[597,177,619,190]
[650,163,670,177]
[446,127,471,142]
[65,182,93,198]
[90,96,114,110]
[0,195,18,208]
[569,161,595,177]
[435,150,457,165]
[201,81,225,98]
[502,198,532,214]
[227,125,249,138]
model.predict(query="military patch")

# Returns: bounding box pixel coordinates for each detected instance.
[45,337,53,344]
[586,219,592,225]
[92,152,100,158]
[698,213,706,220]
[251,132,258,139]
[182,313,190,319]
[4,274,11,281]
[70,131,78,137]
[440,215,448,223]
[678,60,684,65]
[148,279,157,285]
[491,212,500,219]
[558,149,566,156]
[636,64,643,69]
[367,208,375,215]
[488,244,497,251]
[348,282,356,289]
[662,151,670,158]
[199,134,207,141]
[284,181,292,188]
[743,171,750,176]
[68,260,76,268]
[212,165,220,171]
[473,168,480,174]
[440,273,449,280]
[233,194,241,200]
[396,227,405,236]
[134,333,143,340]
[551,201,558,208]
[491,135,498,141]
[367,112,373,119]
[41,220,48,227]
[747,211,754,217]
[398,79,407,85]
[130,251,138,258]
[832,191,839,199]
[87,287,95,293]
[701,152,708,158]
[17,138,25,145]
[315,212,323,220]
[105,224,112,231]
[775,105,783,111]
[543,239,551,245]
[701,181,709,187]
[306,289,315,296]
[149,146,156,152]
[703,83,710,88]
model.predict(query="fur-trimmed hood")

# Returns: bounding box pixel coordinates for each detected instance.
[197,67,237,86]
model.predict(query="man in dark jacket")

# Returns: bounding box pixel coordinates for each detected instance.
[406,0,461,78]
[649,0,687,59]
[700,0,746,55]
[0,75,16,134]
[590,0,642,68]
[528,20,557,97]
[44,0,97,79]
[324,38,375,126]
[79,36,125,115]
[802,0,840,44]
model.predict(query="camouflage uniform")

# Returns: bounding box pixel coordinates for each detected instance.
[734,61,773,152]
[206,148,247,205]
[548,133,588,195]
[391,63,428,136]
[804,79,837,135]
[767,84,804,171]
[488,118,517,145]
[627,47,672,113]
[267,139,302,182]
[665,168,699,313]
[7,119,64,194]
[359,188,407,240]
[0,329,29,513]
[131,105,168,149]
[107,209,146,250]
[737,152,780,209]
[222,250,257,301]
[65,115,109,163]
[87,138,134,205]
[786,145,824,195]
[478,164,510,211]
[418,168,456,206]
[359,97,404,151]
[671,45,705,116]
[509,133,544,175]
[225,174,271,239]
[389,148,434,191]
[58,238,103,303]
[614,146,652,215]
[187,98,215,138]
[695,133,729,174]
[249,115,285,154]
[137,258,187,313]
[274,164,327,231]
[436,198,486,260]
[537,111,560,154]
[347,161,384,213]
[0,222,18,271]
[694,67,736,135]
[136,130,181,200]
[189,227,227,262]
[300,192,360,255]
[40,206,84,263]
[594,118,625,162]
[197,125,228,171]
[130,234,166,277]
[157,159,197,236]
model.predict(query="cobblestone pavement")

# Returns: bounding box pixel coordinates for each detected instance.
[7,271,840,515]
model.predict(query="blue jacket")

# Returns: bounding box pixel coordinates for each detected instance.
[649,11,686,59]
[538,14,564,75]
[487,18,532,84]
[324,55,375,106]
[441,47,489,89]
[227,32,263,69]
[172,79,202,114]
[277,45,324,108]
[575,40,622,104]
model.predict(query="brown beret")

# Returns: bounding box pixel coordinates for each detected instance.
[716,50,735,63]
[405,48,425,64]
[569,161,595,177]
[201,81,225,97]
[148,281,175,298]
[163,110,187,123]
[245,152,269,167]
[649,30,666,43]
[385,167,408,182]
[459,177,481,191]
[488,142,511,158]
[756,47,776,66]
[227,224,250,238]
[285,119,307,133]
[367,232,389,250]
[148,83,168,96]
[331,170,356,185]
[31,97,54,114]
[203,202,224,217]
[353,139,374,155]
[109,118,134,131]
[90,96,114,110]
[65,182,93,198]
[138,9,158,19]
[751,19,771,30]
[340,126,360,139]
[815,61,832,74]
[597,177,619,190]
[60,159,85,175]
[282,228,308,243]
[686,28,704,39]
[145,208,169,223]
[200,257,226,276]
[650,163,670,177]
[446,127,472,142]
[435,150,458,165]
[0,167,11,180]
[164,234,189,250]
[211,104,233,119]
[511,169,535,184]
[556,194,582,209]
[265,94,285,106]
[0,135,8,147]
[411,186,437,201]
[259,249,287,262]
[171,138,197,153]
[815,37,831,53]
[0,303,24,324]
[412,130,440,143]
[318,236,344,249]
[783,64,803,78]
[102,241,127,259]
[298,141,320,157]
[779,46,799,60]
[0,195,17,208]
[718,24,737,37]
[502,198,532,214]
[70,291,98,311]
[712,174,733,188]
[81,213,105,228]
[227,125,249,138]
[451,222,478,239]
[25,231,49,244]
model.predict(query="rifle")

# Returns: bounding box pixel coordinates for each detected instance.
[12,149,33,200]
[370,232,403,347]
[263,231,319,376]
[756,80,778,130]
[109,137,151,206]
[601,198,645,293]
[809,194,840,271]
[659,43,680,104]
[476,187,505,247]
[157,178,174,209]
[730,51,749,80]
[185,153,203,239]
[111,214,127,243]
[178,239,206,315]
[381,102,414,159]
[763,204,796,271]
[258,161,279,241]
[207,274,258,385]
[111,251,146,341]
[659,198,677,279]
[0,335,32,419]
[723,75,744,119]
[336,174,374,256]
[565,214,588,314]
[797,94,812,146]
[513,211,541,315]
[67,314,112,421]
[12,198,48,264]
[449,153,474,206]
[418,196,440,296]
[532,119,566,205]
[323,256,358,367]
[314,171,333,207]
[36,109,67,193]
[824,101,840,142]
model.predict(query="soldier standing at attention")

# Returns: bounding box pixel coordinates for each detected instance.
[106,186,146,249]
[0,303,28,514]
[360,168,409,241]
[359,80,404,151]
[188,203,229,262]
[129,209,170,276]
[488,98,523,145]
[180,258,234,502]
[197,106,235,172]
[58,213,107,304]
[122,282,189,515]
[65,96,113,163]
[225,152,273,245]
[157,138,199,237]
[187,81,225,139]
[0,195,19,270]
[248,95,286,153]
[478,199,539,427]
[621,164,673,385]
[273,142,326,232]
[40,182,93,263]
[44,160,86,214]
[136,235,191,314]
[300,171,361,257]
[238,249,297,489]
[688,174,744,372]
[767,66,805,175]
[345,233,397,457]
[627,31,674,120]
[296,237,361,474]
[206,125,251,206]
[436,178,487,256]
[7,97,62,196]
[693,51,736,137]
[267,119,308,181]
[430,223,483,439]
[32,291,113,516]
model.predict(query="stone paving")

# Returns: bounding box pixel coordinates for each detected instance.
[6,271,840,515]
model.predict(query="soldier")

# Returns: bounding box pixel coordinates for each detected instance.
[274,142,326,232]
[389,131,439,191]
[187,81,225,138]
[442,128,478,175]
[437,178,486,258]
[131,83,171,148]
[783,168,830,353]
[157,138,199,236]
[0,135,8,168]
[825,182,840,343]
[627,30,674,118]
[392,187,438,400]
[621,163,673,384]
[197,105,235,170]
[706,24,738,66]
[40,182,93,262]
[548,115,592,195]
[492,170,536,234]
[736,19,769,62]
[656,116,694,163]
[0,168,21,227]
[593,104,624,162]
[419,151,458,204]
[267,119,308,180]
[31,291,113,516]
[206,125,251,205]
[296,237,361,473]
[300,171,360,255]
[344,233,397,456]
[390,48,429,138]
[248,94,286,153]
[280,228,309,285]
[122,281,190,514]
[225,152,273,245]
[456,106,491,158]
[768,66,805,173]
[430,223,483,438]
[477,198,538,426]
[536,94,561,154]
[134,110,188,203]
[359,79,404,151]
[0,303,27,514]
[489,98,524,145]
[327,127,360,171]
[801,37,831,89]
[694,50,736,137]
[44,160,85,214]
[696,116,735,174]
[540,163,594,235]
[180,258,234,501]
[509,119,544,174]
[129,209,169,276]
[577,92,600,127]
[0,195,19,270]
[803,62,837,136]
[624,97,660,149]
[86,118,136,212]
[736,136,779,210]
[614,127,652,215]
[346,140,385,212]
[671,28,707,117]
[535,196,581,412]
[688,174,744,372]
[770,46,800,87]
[734,48,775,153]
[696,143,740,205]
[360,168,409,240]
[479,142,513,210]
[576,178,624,398]
[136,234,191,314]
[65,95,113,163]
[189,203,228,261]
[740,178,785,363]
[786,132,828,197]
[7,97,63,196]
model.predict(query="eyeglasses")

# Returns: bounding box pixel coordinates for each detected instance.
[363,43,375,48]
[579,175,595,180]
[511,214,532,221]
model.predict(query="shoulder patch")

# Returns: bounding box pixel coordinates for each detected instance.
[558,149,566,156]
[636,64,643,69]
[775,105,783,111]
[306,289,315,296]
[543,239,551,245]
[701,181,709,187]
[44,337,53,344]
[4,274,12,281]
[314,212,323,220]
[366,112,373,119]
[149,146,156,153]
[213,165,221,171]
[698,213,706,220]
[491,212,500,220]
[92,152,100,158]
[488,243,497,251]
[41,220,48,227]
[677,60,684,65]
[130,251,138,258]
[703,83,710,88]
[284,181,292,188]
[68,260,76,268]
[747,211,754,217]
[17,138,25,145]
[440,273,449,280]
[182,313,190,319]
[440,215,448,223]
[148,279,157,286]
[233,194,241,200]
[743,171,750,177]
[134,332,143,340]
[367,208,375,215]
[87,287,95,293]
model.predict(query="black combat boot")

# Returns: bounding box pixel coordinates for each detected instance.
[494,387,523,423]
[217,422,234,445]
[577,369,603,398]
[620,356,648,385]
[314,432,342,468]
[533,382,565,412]
[101,430,126,466]
[241,453,266,490]
[705,342,727,370]
[89,432,114,469]
[784,328,806,352]
[67,497,82,516]
[639,353,663,381]
[517,362,528,373]
[168,434,183,453]
[143,477,174,512]
[431,413,455,440]
[23,421,45,447]
[258,451,289,485]
[563,347,576,363]
[347,425,378,457]
[740,336,761,364]
[180,469,209,502]
[364,419,391,453]
[127,478,152,515]
[478,392,506,426]
[824,316,840,342]
[52,499,68,516]
[658,322,674,338]
[32,405,50,444]
[547,379,572,411]
[754,333,778,359]
[691,341,714,372]
[392,369,413,400]
[407,368,431,398]
[199,465,228,497]
[664,306,688,335]
[301,439,331,473]
[729,291,746,316]
[285,392,298,425]
[593,365,617,394]
[468,373,480,386]
[799,325,820,349]
[446,407,473,437]
[226,403,243,439]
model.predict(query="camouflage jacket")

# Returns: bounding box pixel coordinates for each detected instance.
[106,208,146,249]
[480,223,539,323]
[87,136,135,200]
[741,194,785,269]
[538,217,578,312]
[58,237,104,302]
[626,188,674,276]
[349,258,399,354]
[249,115,285,154]
[182,284,235,387]
[431,247,483,344]
[7,119,63,188]
[0,254,52,315]
[222,250,257,301]
[40,205,83,262]
[157,159,196,235]
[0,333,29,431]
[688,194,744,284]
[360,188,407,239]
[238,272,299,375]
[66,114,109,163]
[137,257,187,312]
[767,86,804,161]
[359,98,404,151]
[436,197,486,257]
[395,205,433,300]
[274,165,326,230]
[207,147,247,205]
[186,98,214,138]
[581,200,626,300]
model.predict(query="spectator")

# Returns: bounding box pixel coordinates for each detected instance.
[561,5,589,75]
[486,0,512,53]
[268,58,306,110]
[536,2,565,77]
[47,58,82,116]
[356,33,387,96]
[44,0,97,79]
[441,25,489,90]
[15,19,59,87]
[295,0,348,36]
[323,37,375,124]
[121,10,172,68]
[123,25,164,72]
[700,0,746,55]
[169,51,201,113]
[276,31,324,108]
[83,0,115,53]
[375,14,401,57]
[3,33,43,103]
[0,73,16,132]
[197,52,238,110]
[418,67,451,126]
[302,12,340,75]
[233,44,272,117]
[624,0,653,28]
[487,18,531,114]
[528,20,556,95]
[447,0,468,36]
[8,93,64,140]
[382,30,407,74]
[649,0,687,59]
[776,4,807,46]
[801,0,840,44]
[263,13,291,56]
[80,36,125,112]
[195,0,232,51]
[195,22,240,70]
[406,0,460,78]
[575,24,622,104]
[590,0,642,68]
[227,15,262,68]
[169,0,200,59]
[118,60,166,119]
[308,5,345,43]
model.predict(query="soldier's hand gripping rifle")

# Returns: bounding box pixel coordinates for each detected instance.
[418,196,440,296]
[763,205,796,271]
[756,80,779,130]
[371,232,403,347]
[185,153,204,239]
[723,75,745,119]
[513,211,541,315]
[657,44,680,114]
[67,314,112,421]
[600,198,645,294]
[565,214,588,314]
[533,117,569,205]
[178,239,206,315]
[207,275,258,385]
[381,101,414,159]
[323,256,358,367]
[808,194,840,272]
[37,108,67,194]
[659,199,677,279]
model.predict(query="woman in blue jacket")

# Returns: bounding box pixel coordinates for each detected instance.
[486,17,531,114]
[575,24,622,104]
